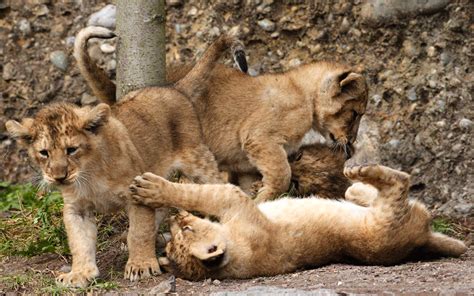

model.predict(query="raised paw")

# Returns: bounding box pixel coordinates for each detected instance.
[344,164,410,188]
[124,258,161,281]
[56,267,99,288]
[129,173,169,207]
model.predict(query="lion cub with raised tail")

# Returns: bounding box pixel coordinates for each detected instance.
[5,27,244,287]
[129,164,467,280]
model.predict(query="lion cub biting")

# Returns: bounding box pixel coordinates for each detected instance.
[129,164,467,280]
[248,143,351,199]
[5,27,243,287]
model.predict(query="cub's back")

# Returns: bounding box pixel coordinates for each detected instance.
[112,87,203,171]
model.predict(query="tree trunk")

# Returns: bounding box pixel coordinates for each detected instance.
[116,0,166,99]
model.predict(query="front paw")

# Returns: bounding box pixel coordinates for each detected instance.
[129,172,168,207]
[125,258,161,281]
[56,266,99,288]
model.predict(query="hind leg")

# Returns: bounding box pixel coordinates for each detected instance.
[344,164,410,191]
[177,145,224,184]
[345,182,378,207]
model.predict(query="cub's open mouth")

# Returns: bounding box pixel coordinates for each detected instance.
[201,252,225,269]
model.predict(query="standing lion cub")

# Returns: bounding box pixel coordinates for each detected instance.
[5,27,244,287]
[129,164,467,280]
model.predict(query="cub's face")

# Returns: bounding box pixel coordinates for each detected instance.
[5,103,111,188]
[315,69,368,158]
[164,211,228,280]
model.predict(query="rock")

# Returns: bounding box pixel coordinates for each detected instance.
[403,40,419,57]
[257,19,276,32]
[33,4,49,16]
[81,93,97,105]
[212,286,340,296]
[439,52,452,66]
[248,67,260,77]
[288,58,301,68]
[388,138,400,149]
[59,265,72,273]
[17,19,32,35]
[213,279,221,285]
[451,143,462,153]
[360,0,450,25]
[407,87,417,101]
[426,46,436,57]
[340,17,350,33]
[166,0,182,7]
[188,6,198,16]
[458,118,472,129]
[50,51,69,71]
[2,63,15,81]
[149,276,176,294]
[87,4,116,29]
[371,94,382,105]
[100,43,115,54]
[454,202,472,215]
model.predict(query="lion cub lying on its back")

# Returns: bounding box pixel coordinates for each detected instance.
[5,27,243,287]
[129,164,467,280]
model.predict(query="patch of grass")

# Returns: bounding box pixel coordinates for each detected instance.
[0,182,68,256]
[0,274,31,291]
[432,217,454,235]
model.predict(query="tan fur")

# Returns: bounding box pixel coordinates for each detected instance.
[248,143,351,199]
[5,30,241,287]
[76,33,366,202]
[192,62,368,202]
[129,164,467,280]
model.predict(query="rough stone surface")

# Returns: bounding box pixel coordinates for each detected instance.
[87,4,116,29]
[49,50,69,71]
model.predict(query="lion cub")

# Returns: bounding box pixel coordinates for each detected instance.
[248,143,351,199]
[5,27,243,287]
[191,61,368,202]
[129,164,467,280]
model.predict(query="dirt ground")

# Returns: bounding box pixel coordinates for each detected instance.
[1,247,473,294]
[0,0,473,294]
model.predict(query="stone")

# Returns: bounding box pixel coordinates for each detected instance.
[33,4,49,16]
[65,36,75,47]
[166,0,182,7]
[403,40,419,57]
[458,118,472,129]
[288,58,301,68]
[454,202,472,215]
[388,138,400,149]
[50,51,69,71]
[87,4,116,29]
[149,276,176,294]
[100,43,115,54]
[2,63,15,81]
[360,0,450,24]
[340,17,350,33]
[451,143,462,153]
[257,19,276,32]
[17,19,32,35]
[188,6,198,16]
[213,279,221,285]
[407,87,417,101]
[426,46,436,57]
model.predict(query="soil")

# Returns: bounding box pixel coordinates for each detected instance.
[0,0,472,294]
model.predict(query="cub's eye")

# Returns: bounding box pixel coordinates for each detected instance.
[39,150,49,158]
[66,147,78,155]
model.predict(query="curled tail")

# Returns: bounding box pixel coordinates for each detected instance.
[74,26,117,105]
[174,34,247,103]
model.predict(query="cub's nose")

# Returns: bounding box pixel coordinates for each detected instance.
[54,174,68,184]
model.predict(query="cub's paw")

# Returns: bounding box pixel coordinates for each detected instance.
[56,267,99,288]
[254,187,278,203]
[124,258,161,281]
[129,172,168,207]
[344,164,410,187]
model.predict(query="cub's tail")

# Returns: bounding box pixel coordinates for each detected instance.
[74,26,117,105]
[174,34,247,103]
[423,232,468,258]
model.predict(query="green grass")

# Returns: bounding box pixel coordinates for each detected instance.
[0,182,68,256]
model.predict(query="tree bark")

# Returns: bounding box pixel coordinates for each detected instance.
[116,0,166,99]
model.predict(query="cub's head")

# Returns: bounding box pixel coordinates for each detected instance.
[288,144,351,199]
[163,211,229,280]
[314,64,368,159]
[5,102,111,188]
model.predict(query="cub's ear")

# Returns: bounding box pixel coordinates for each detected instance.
[337,71,367,98]
[190,244,224,262]
[5,119,34,142]
[82,103,111,133]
